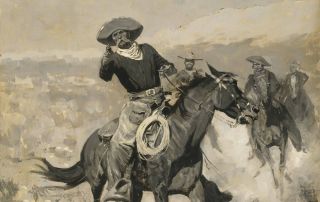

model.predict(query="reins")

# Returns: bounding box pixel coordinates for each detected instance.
[162,72,240,128]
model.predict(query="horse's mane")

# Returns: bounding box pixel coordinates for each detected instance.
[174,76,216,117]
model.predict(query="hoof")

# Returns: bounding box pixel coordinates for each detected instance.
[253,170,260,178]
[285,173,293,183]
[259,161,266,168]
[220,191,233,201]
[274,179,279,189]
[248,153,254,160]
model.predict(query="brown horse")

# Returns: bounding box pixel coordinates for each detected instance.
[33,65,257,202]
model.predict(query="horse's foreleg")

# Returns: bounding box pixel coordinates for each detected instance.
[279,130,289,201]
[90,178,107,202]
[270,164,279,188]
[188,179,205,202]
[131,183,143,202]
[153,182,169,202]
[279,130,288,171]
[148,158,171,202]
[257,139,278,188]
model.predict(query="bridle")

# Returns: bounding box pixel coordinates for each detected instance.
[162,71,250,127]
[205,73,252,127]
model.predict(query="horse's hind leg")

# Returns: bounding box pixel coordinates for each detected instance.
[257,139,279,188]
[279,130,288,174]
[89,176,107,202]
[153,182,169,202]
[188,179,205,202]
[266,153,279,188]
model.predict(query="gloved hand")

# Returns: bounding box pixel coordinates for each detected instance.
[159,64,177,76]
[102,44,113,65]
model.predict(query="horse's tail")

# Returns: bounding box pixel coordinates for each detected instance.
[32,158,85,188]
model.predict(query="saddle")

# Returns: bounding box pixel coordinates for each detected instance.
[98,105,171,159]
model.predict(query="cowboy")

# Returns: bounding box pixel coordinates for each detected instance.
[245,56,303,159]
[176,52,205,85]
[278,60,316,134]
[244,56,280,104]
[244,56,281,159]
[279,60,309,103]
[164,52,205,106]
[96,17,176,199]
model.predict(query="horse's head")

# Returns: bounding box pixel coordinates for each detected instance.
[207,64,258,124]
[288,61,306,99]
[287,73,304,100]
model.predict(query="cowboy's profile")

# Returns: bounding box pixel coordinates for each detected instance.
[97,17,176,198]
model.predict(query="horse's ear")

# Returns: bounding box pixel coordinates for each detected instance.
[207,63,221,77]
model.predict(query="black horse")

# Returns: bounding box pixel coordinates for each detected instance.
[34,65,257,202]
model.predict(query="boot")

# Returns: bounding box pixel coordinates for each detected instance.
[103,141,133,201]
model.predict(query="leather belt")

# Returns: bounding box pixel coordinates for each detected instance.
[128,87,163,100]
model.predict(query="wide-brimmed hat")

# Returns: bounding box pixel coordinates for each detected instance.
[246,56,271,67]
[178,52,203,62]
[97,17,143,46]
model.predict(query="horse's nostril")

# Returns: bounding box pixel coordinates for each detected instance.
[252,106,259,113]
[238,116,249,124]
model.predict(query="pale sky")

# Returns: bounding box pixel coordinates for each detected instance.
[0,0,319,56]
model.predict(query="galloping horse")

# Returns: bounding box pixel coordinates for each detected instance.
[245,77,302,192]
[34,65,257,202]
[278,73,317,131]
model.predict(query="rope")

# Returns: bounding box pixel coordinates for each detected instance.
[136,114,170,160]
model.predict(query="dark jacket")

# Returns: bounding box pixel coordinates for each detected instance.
[244,69,280,99]
[99,43,176,93]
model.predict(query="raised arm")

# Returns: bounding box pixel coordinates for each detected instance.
[99,45,116,82]
[147,44,177,76]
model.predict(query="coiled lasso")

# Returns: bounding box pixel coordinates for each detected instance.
[136,114,170,160]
